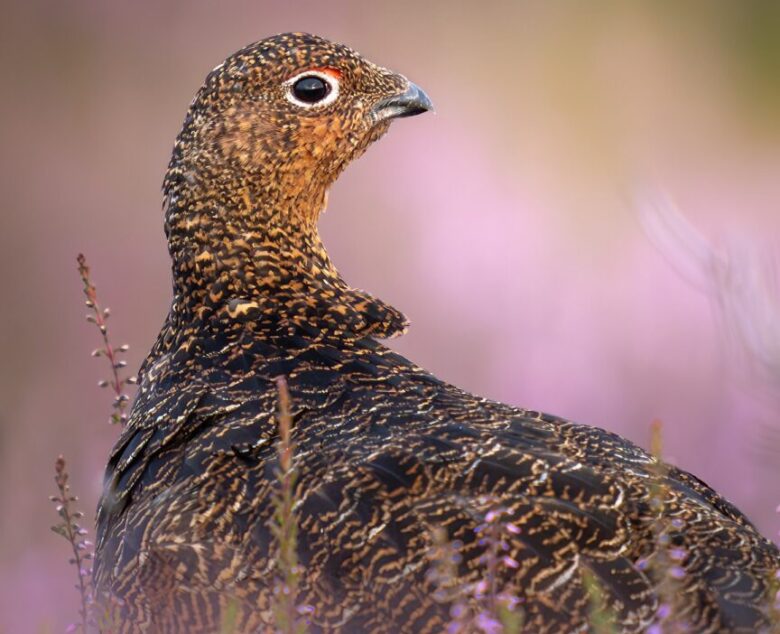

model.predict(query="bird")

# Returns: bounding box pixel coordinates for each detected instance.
[93,33,780,633]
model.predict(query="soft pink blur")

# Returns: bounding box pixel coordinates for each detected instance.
[1,2,779,631]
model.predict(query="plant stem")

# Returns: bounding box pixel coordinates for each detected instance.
[77,253,133,424]
[52,455,91,632]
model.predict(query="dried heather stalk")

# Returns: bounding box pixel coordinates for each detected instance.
[271,376,310,634]
[77,253,135,425]
[50,455,93,632]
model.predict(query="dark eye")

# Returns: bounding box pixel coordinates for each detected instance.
[292,76,331,104]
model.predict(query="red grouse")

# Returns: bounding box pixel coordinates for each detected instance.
[94,33,779,633]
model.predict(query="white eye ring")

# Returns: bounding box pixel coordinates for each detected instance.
[284,70,340,109]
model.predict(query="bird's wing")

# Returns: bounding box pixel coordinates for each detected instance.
[281,343,779,633]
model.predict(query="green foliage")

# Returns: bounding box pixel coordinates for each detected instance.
[219,597,240,634]
[581,567,617,634]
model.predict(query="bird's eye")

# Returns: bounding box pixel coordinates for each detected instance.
[293,76,330,103]
[285,70,340,109]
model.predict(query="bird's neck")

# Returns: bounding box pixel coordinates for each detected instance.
[157,176,408,357]
[163,156,330,292]
[166,199,330,304]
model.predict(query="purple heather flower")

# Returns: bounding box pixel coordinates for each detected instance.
[503,556,519,569]
[669,548,686,562]
[474,579,489,596]
[498,592,523,609]
[475,612,503,634]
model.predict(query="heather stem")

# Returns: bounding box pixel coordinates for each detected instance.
[52,455,91,633]
[77,253,134,425]
[272,376,307,634]
[486,513,499,615]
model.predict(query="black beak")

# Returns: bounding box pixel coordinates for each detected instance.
[372,81,434,123]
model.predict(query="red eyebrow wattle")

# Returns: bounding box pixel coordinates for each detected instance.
[310,66,342,79]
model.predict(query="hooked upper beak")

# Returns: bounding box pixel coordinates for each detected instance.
[371,81,434,123]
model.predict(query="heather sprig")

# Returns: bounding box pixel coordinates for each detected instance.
[50,455,93,633]
[49,255,136,633]
[770,567,780,626]
[473,506,523,634]
[429,502,524,634]
[427,527,464,604]
[642,420,689,633]
[77,253,136,425]
[270,376,311,634]
[771,508,780,626]
[427,526,469,629]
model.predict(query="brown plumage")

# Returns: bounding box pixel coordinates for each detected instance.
[94,33,779,633]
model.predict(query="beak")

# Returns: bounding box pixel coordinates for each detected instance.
[372,81,434,123]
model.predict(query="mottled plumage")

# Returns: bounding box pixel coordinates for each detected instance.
[94,33,779,633]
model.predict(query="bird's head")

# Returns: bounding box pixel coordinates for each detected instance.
[161,33,431,336]
[164,32,432,231]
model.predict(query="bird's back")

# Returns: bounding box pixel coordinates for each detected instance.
[95,323,780,633]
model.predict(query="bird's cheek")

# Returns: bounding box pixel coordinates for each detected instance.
[204,107,284,169]
[294,116,352,161]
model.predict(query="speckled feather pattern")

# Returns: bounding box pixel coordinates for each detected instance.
[93,33,780,633]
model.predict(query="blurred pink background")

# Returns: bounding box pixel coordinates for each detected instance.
[1,2,779,631]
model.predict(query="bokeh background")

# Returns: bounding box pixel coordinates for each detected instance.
[1,1,779,631]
